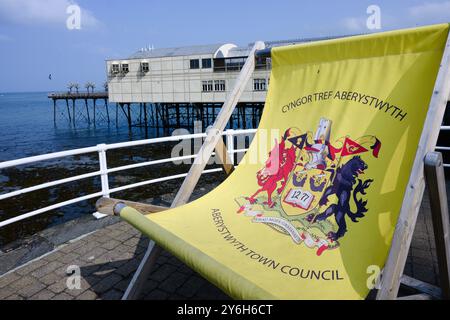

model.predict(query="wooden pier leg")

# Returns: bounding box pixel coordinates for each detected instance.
[150,103,155,127]
[143,103,148,127]
[105,99,110,123]
[193,104,198,127]
[160,104,165,128]
[165,105,170,134]
[127,103,132,128]
[93,99,96,125]
[166,104,170,127]
[72,99,76,126]
[115,103,119,127]
[162,104,168,134]
[155,104,160,132]
[84,99,90,124]
[201,105,205,129]
[237,105,241,128]
[176,104,180,128]
[167,104,171,128]
[65,98,71,123]
[193,104,197,125]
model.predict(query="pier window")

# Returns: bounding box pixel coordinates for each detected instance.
[202,58,212,69]
[190,59,200,69]
[213,58,225,72]
[202,80,213,92]
[111,64,120,75]
[225,57,246,71]
[141,62,149,73]
[213,57,246,72]
[121,63,129,74]
[253,78,267,91]
[214,80,226,92]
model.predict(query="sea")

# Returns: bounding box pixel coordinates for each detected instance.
[0,92,232,247]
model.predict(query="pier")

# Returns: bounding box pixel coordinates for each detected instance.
[48,92,109,126]
[48,92,264,131]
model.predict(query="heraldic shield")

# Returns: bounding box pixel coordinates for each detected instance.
[236,118,382,256]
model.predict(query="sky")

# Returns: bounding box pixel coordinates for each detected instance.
[1,0,450,92]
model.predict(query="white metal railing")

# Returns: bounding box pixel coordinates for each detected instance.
[0,126,449,228]
[0,129,256,228]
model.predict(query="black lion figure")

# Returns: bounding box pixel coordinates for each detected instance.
[309,156,373,241]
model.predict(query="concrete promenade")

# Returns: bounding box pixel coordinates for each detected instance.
[0,186,446,300]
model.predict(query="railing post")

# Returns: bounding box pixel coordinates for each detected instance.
[226,129,235,165]
[98,144,110,198]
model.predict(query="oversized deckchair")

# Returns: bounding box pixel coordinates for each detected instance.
[97,24,450,300]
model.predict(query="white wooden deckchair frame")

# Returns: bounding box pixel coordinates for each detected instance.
[96,32,450,300]
[376,31,450,300]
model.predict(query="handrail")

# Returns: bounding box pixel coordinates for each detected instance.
[0,170,101,201]
[0,129,256,228]
[0,146,100,170]
[0,125,448,228]
[0,132,209,170]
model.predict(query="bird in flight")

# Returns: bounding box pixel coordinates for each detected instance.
[48,74,52,80]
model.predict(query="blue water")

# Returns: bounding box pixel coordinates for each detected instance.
[0,92,158,162]
[0,92,234,246]
[0,92,184,246]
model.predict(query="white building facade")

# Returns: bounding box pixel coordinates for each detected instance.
[106,43,271,104]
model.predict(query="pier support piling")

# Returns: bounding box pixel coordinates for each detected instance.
[48,92,264,131]
[84,99,90,124]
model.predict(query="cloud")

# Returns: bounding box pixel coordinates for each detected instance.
[0,0,99,29]
[338,1,450,34]
[408,1,450,23]
[340,17,367,33]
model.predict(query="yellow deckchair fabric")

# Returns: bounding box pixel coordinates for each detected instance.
[121,24,449,299]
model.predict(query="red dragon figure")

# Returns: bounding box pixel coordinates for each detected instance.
[245,130,296,208]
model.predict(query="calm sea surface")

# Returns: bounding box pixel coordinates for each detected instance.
[0,92,160,161]
[0,92,229,247]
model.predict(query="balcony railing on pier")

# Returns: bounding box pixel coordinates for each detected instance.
[48,91,109,100]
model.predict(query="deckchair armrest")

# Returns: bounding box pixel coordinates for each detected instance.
[95,197,168,216]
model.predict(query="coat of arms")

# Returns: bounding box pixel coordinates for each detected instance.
[235,118,382,256]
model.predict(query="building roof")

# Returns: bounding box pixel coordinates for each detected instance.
[226,35,357,58]
[127,43,226,59]
[110,35,357,61]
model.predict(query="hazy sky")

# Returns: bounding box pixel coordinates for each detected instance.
[1,0,450,92]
